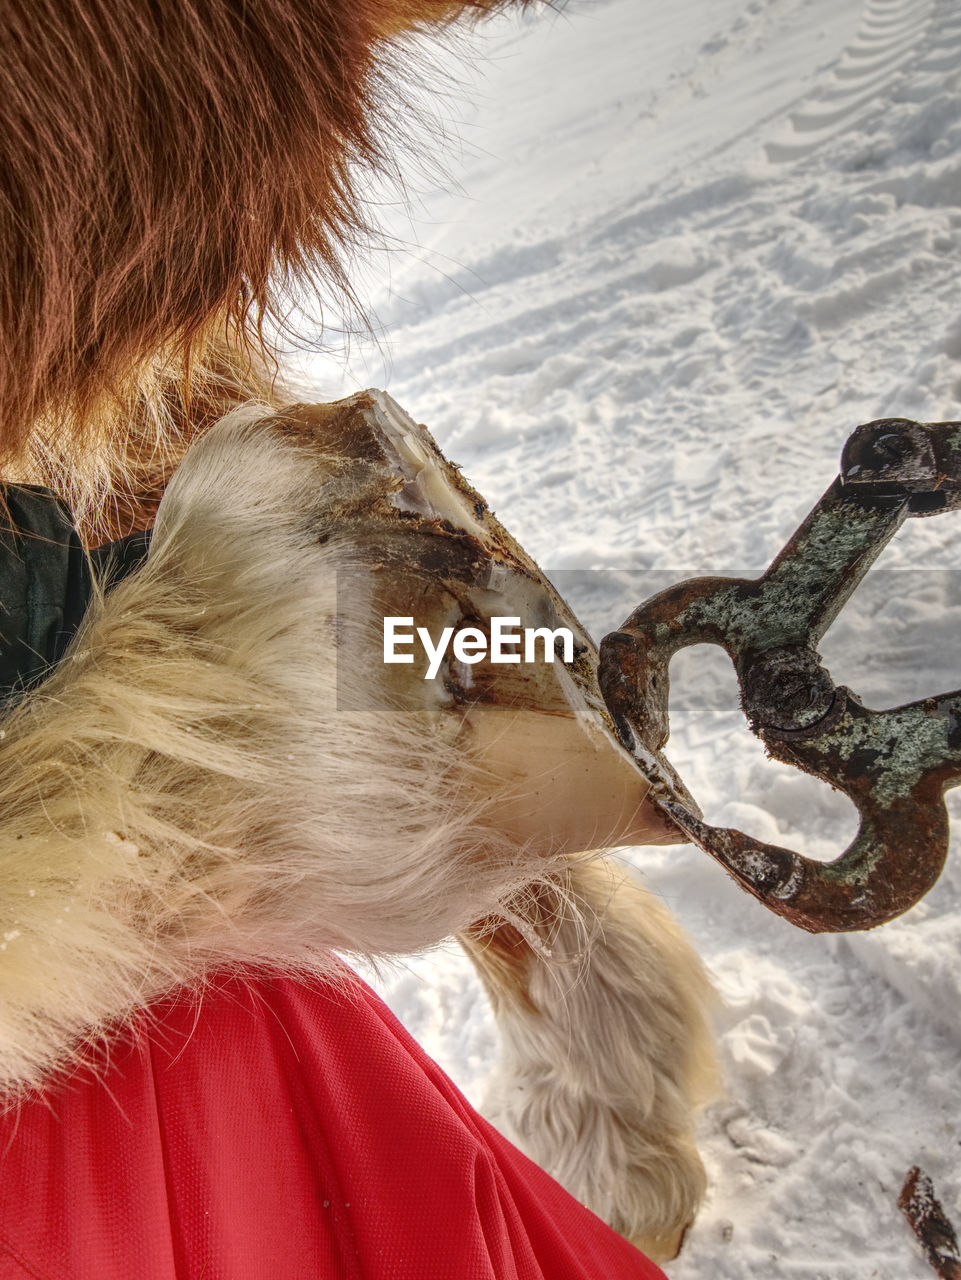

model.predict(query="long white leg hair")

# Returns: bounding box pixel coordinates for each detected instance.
[463,858,717,1262]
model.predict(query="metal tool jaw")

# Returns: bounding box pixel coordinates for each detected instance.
[598,418,961,933]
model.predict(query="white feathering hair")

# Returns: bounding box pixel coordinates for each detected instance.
[0,401,559,1095]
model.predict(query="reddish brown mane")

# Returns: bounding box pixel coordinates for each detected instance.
[0,0,511,537]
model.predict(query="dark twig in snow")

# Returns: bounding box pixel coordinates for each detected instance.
[900,1166,961,1280]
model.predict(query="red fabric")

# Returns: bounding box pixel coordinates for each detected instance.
[0,971,666,1280]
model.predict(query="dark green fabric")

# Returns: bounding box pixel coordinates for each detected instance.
[89,529,152,590]
[0,488,149,704]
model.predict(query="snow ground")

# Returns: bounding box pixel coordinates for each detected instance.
[304,1,961,1275]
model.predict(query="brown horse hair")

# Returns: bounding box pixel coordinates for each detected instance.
[0,0,522,540]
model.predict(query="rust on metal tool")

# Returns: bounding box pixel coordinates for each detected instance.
[599,418,961,933]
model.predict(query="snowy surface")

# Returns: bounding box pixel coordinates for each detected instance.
[303,1,961,1275]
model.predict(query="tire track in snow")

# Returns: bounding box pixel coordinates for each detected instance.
[765,0,940,160]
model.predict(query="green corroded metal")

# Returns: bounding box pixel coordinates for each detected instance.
[598,417,961,933]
